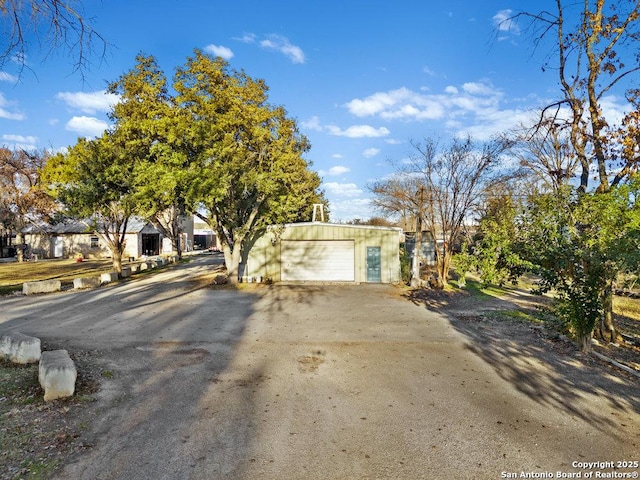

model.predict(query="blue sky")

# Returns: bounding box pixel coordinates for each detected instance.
[0,1,632,220]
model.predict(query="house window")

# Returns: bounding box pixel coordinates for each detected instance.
[90,236,99,249]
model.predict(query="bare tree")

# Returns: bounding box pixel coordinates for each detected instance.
[511,1,640,192]
[513,116,579,193]
[0,147,55,261]
[0,0,106,78]
[371,137,508,288]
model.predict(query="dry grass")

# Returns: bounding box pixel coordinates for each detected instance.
[613,295,640,341]
[0,258,124,295]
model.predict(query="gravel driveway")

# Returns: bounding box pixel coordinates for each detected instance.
[1,255,638,479]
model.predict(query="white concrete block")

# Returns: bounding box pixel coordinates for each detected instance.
[73,276,101,289]
[100,271,118,284]
[139,262,150,271]
[130,264,140,273]
[23,280,62,295]
[121,266,132,278]
[39,350,77,401]
[0,332,41,364]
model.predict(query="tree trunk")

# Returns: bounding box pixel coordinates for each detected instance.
[175,234,183,260]
[112,248,123,274]
[16,232,24,263]
[598,282,617,343]
[170,234,182,260]
[222,241,243,285]
[580,333,592,353]
[436,249,451,289]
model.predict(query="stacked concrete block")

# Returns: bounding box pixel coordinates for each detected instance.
[100,271,119,284]
[0,332,41,364]
[38,350,77,401]
[73,276,101,289]
[22,280,62,295]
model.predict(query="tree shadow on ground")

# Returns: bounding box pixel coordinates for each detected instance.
[404,286,640,438]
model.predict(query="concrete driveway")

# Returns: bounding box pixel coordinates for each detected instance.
[1,255,638,479]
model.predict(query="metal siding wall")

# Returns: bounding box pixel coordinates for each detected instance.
[246,224,401,283]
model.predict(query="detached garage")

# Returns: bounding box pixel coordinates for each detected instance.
[244,223,402,284]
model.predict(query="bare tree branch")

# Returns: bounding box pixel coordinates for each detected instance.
[0,0,108,80]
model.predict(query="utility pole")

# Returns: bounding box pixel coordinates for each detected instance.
[411,185,425,287]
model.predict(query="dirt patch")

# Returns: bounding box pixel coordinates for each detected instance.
[297,349,326,373]
[0,348,104,479]
[405,284,640,381]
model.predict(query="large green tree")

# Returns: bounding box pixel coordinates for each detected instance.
[43,134,137,273]
[517,183,640,351]
[174,51,324,283]
[107,53,191,259]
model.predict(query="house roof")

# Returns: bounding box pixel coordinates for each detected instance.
[23,216,158,235]
[275,222,403,233]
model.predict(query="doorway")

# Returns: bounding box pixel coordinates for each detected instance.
[366,246,381,283]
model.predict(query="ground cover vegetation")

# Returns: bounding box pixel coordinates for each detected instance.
[456,1,640,352]
[0,350,103,479]
[374,1,640,353]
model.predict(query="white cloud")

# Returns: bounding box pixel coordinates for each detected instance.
[345,87,446,120]
[204,44,234,60]
[323,182,363,197]
[326,124,390,138]
[303,116,389,138]
[1,134,37,150]
[462,81,496,96]
[493,9,520,36]
[342,81,537,140]
[363,148,380,158]
[422,66,436,76]
[260,34,305,64]
[0,71,18,83]
[234,33,257,43]
[324,165,350,176]
[65,116,109,137]
[329,197,373,222]
[0,92,24,120]
[57,90,119,114]
[599,95,628,126]
[331,153,343,159]
[3,134,37,144]
[301,115,323,131]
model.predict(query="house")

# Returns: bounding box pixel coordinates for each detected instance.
[22,217,165,260]
[191,216,220,251]
[243,222,402,283]
[403,231,437,266]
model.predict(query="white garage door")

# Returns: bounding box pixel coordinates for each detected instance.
[281,240,355,281]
